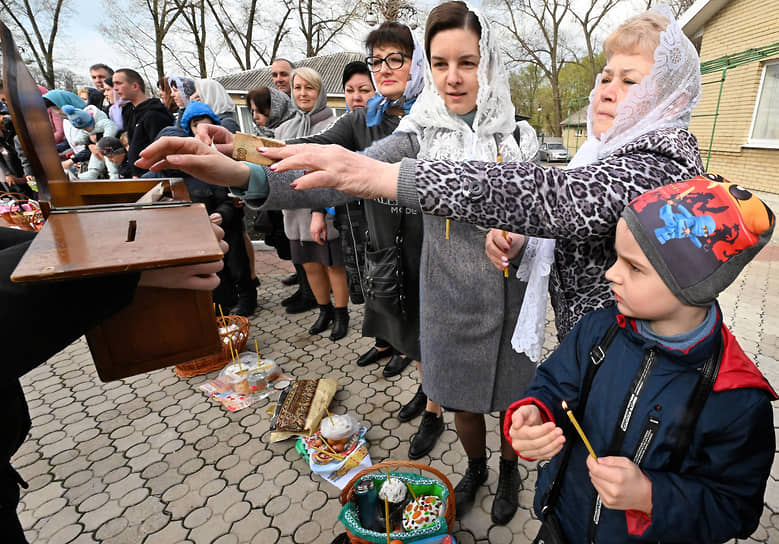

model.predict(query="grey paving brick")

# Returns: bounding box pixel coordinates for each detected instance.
[15,228,779,543]
[249,527,281,544]
[79,498,124,533]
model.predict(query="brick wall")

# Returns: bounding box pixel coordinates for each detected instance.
[687,0,779,193]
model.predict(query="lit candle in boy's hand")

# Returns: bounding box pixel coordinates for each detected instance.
[562,400,598,460]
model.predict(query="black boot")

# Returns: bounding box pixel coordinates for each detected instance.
[232,277,258,317]
[281,272,298,286]
[281,289,300,307]
[454,457,488,520]
[329,307,349,341]
[309,303,334,334]
[408,410,444,459]
[283,264,305,306]
[491,458,520,525]
[356,346,394,367]
[286,265,317,314]
[398,384,427,422]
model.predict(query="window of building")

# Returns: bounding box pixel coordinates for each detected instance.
[236,105,254,134]
[747,61,779,147]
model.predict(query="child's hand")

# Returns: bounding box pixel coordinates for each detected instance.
[508,404,565,460]
[586,456,652,513]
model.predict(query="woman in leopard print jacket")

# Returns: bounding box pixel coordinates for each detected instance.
[260,7,704,340]
[401,126,703,338]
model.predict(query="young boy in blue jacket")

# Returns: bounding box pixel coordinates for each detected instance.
[505,174,776,543]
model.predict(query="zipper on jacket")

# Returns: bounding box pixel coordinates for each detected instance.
[588,348,657,543]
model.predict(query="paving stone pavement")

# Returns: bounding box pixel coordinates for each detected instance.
[13,191,779,543]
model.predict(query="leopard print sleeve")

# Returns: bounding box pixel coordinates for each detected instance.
[408,129,703,240]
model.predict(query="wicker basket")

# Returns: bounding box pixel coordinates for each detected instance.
[0,192,43,231]
[174,314,250,377]
[339,460,455,544]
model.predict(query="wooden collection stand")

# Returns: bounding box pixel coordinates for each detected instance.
[3,23,223,381]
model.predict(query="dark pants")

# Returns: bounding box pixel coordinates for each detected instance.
[1,380,31,542]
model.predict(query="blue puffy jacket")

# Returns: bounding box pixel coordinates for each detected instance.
[505,306,776,543]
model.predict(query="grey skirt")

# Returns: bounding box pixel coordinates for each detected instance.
[290,239,345,267]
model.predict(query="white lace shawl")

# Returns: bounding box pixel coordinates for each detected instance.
[396,4,552,363]
[396,4,518,161]
[568,4,701,168]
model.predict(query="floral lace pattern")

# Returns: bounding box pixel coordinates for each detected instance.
[397,3,550,363]
[568,4,702,168]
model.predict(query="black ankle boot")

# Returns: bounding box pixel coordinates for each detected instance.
[232,277,258,317]
[398,384,426,422]
[454,457,488,520]
[329,307,349,341]
[491,458,520,525]
[286,266,317,314]
[309,304,334,334]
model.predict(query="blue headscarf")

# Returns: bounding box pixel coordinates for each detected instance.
[180,101,221,135]
[364,25,426,127]
[42,90,87,110]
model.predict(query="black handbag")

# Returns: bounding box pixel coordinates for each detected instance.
[362,212,406,318]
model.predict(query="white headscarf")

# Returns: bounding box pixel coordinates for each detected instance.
[568,4,701,168]
[396,4,519,162]
[396,3,552,362]
[194,78,236,116]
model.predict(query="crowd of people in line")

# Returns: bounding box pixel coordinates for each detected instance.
[2,2,777,543]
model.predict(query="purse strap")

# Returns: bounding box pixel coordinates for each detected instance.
[540,321,620,515]
[667,335,722,472]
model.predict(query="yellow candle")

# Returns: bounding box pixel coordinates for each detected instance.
[385,496,391,544]
[502,230,509,277]
[562,400,598,459]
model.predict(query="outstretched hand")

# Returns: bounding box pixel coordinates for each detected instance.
[508,404,565,460]
[260,144,400,200]
[135,136,250,189]
[194,123,234,156]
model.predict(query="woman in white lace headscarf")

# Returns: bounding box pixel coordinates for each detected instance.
[388,1,539,525]
[259,5,703,342]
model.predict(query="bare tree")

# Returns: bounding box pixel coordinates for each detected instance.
[0,0,67,88]
[173,0,208,77]
[296,0,360,57]
[509,64,545,118]
[642,0,696,18]
[101,0,183,84]
[570,0,618,82]
[208,0,294,70]
[493,0,574,137]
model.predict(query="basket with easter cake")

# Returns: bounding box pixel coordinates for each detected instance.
[338,460,456,544]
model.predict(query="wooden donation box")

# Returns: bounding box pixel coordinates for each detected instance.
[2,23,223,381]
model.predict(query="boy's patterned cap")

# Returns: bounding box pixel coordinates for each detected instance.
[622,173,775,306]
